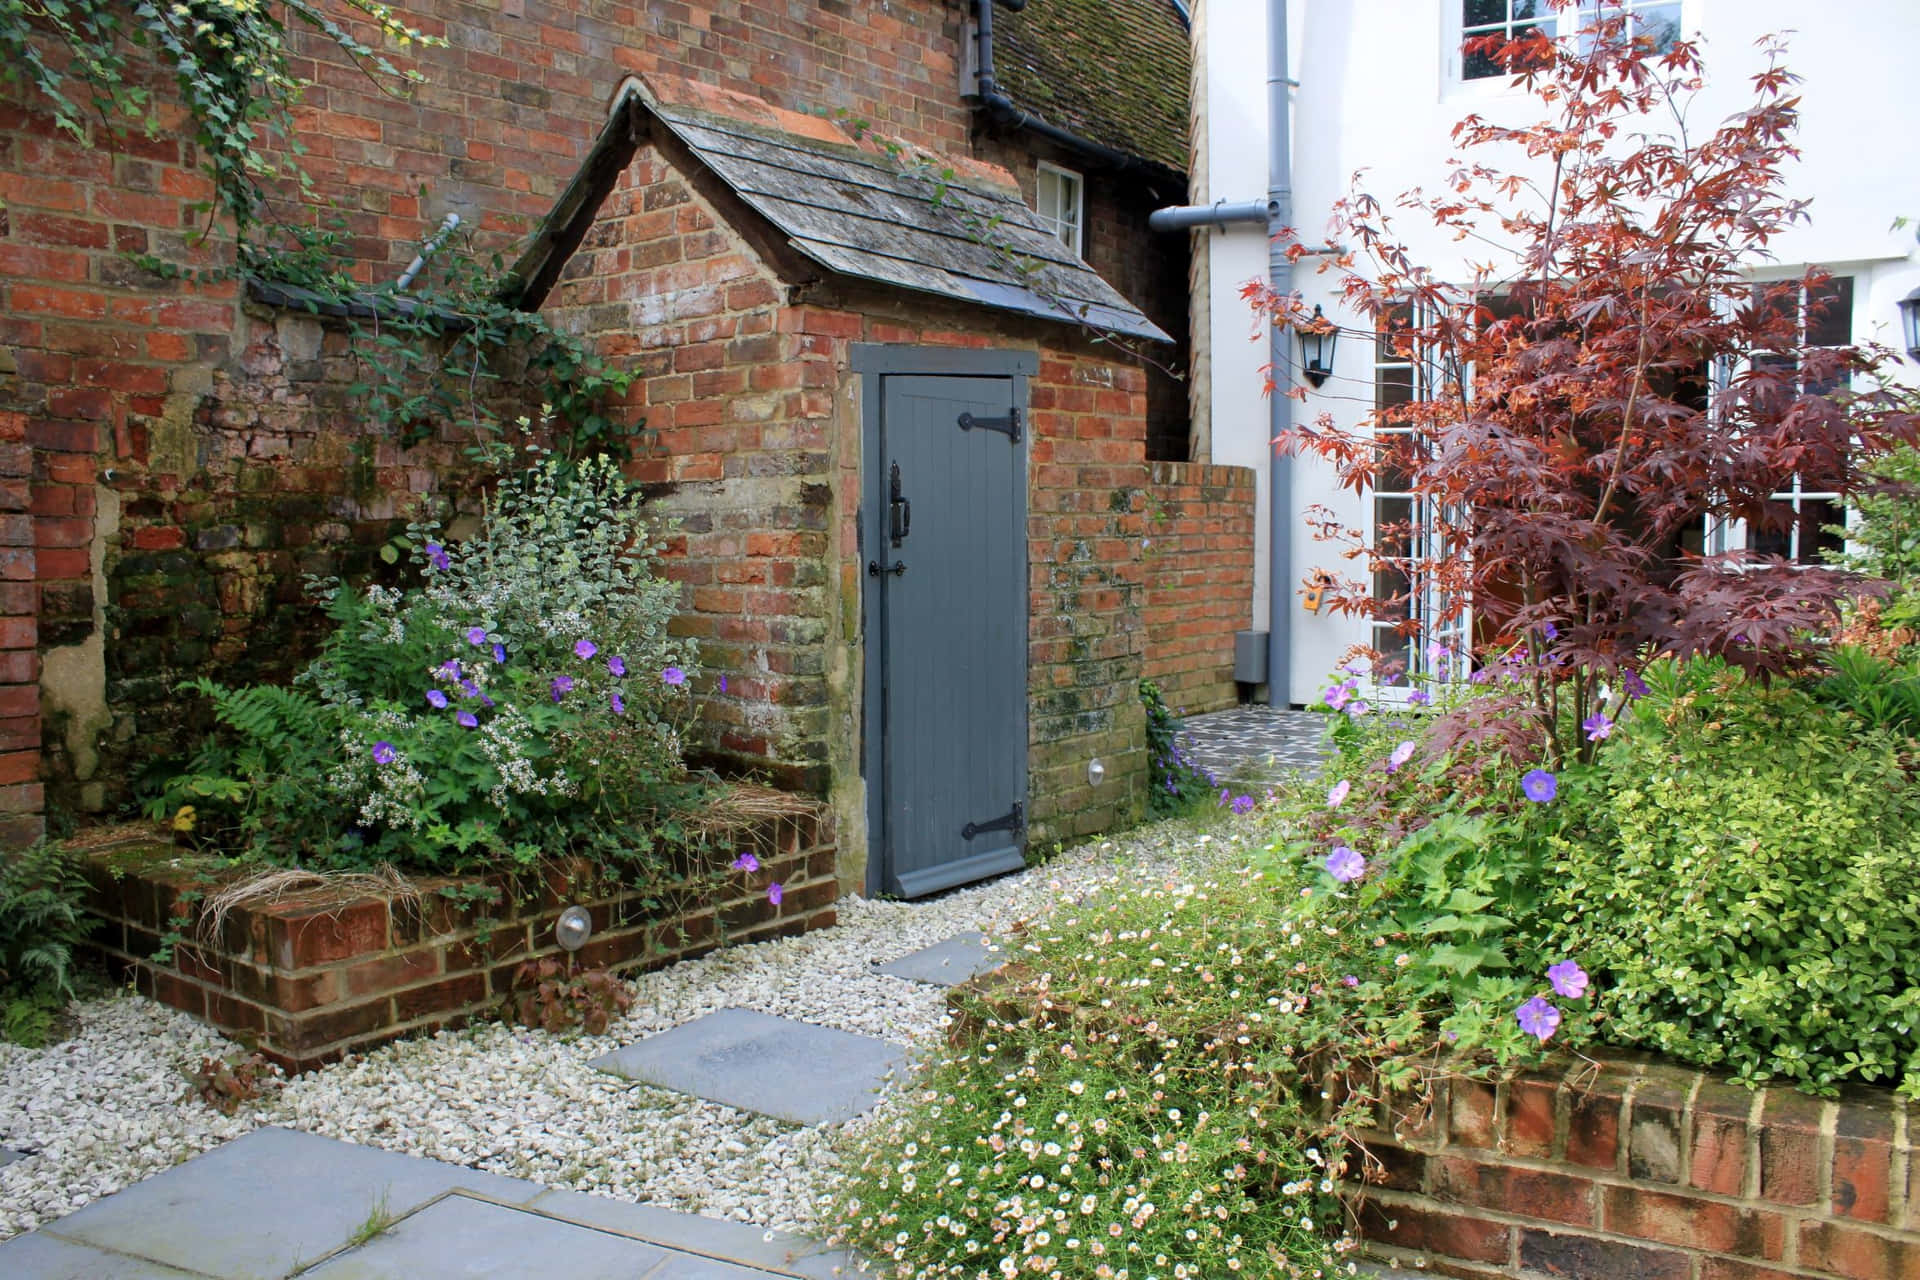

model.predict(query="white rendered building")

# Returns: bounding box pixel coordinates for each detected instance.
[1184,0,1920,705]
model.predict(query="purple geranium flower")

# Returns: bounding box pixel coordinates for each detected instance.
[425,542,451,571]
[460,679,480,698]
[718,674,727,694]
[1542,621,1559,641]
[607,655,626,677]
[609,691,625,715]
[1341,974,1360,988]
[436,659,461,679]
[1622,668,1649,700]
[371,740,396,764]
[661,666,686,687]
[492,643,507,664]
[1326,779,1351,809]
[1547,960,1590,999]
[457,710,478,729]
[1516,995,1563,1042]
[1230,794,1254,815]
[1323,681,1354,711]
[550,675,574,702]
[426,689,449,709]
[466,627,487,646]
[1324,845,1366,883]
[1347,700,1371,719]
[1521,769,1558,803]
[731,852,760,874]
[574,639,598,660]
[1582,711,1613,742]
[767,881,784,906]
[1387,740,1416,772]
[1407,689,1432,707]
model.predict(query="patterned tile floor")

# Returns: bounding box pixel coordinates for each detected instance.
[1175,704,1333,785]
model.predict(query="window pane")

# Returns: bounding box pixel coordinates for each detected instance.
[1631,2,1682,51]
[1751,500,1795,559]
[1800,498,1845,564]
[1376,364,1414,408]
[1806,276,1854,349]
[1373,624,1411,673]
[1463,44,1504,79]
[1464,0,1508,27]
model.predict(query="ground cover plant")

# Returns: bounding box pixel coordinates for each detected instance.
[155,453,706,879]
[0,842,92,1046]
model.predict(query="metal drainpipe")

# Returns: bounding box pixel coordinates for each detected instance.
[396,213,462,291]
[1265,0,1293,707]
[1150,0,1295,705]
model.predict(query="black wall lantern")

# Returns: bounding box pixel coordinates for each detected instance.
[1299,304,1339,388]
[1901,286,1920,362]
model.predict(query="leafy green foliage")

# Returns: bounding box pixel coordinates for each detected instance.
[239,222,639,464]
[0,0,438,234]
[157,457,706,876]
[1139,680,1215,818]
[1548,658,1920,1096]
[0,842,93,1046]
[1808,644,1920,735]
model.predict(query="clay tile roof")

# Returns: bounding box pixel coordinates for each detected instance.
[506,75,1167,343]
[991,0,1191,175]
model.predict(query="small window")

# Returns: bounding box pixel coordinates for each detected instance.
[1460,1,1681,82]
[1461,0,1557,80]
[1033,163,1083,256]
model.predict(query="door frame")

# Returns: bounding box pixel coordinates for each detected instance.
[852,344,1037,898]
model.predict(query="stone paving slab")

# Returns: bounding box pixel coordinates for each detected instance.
[527,1188,859,1279]
[874,931,1003,987]
[590,1008,908,1126]
[0,1146,25,1167]
[300,1192,677,1279]
[0,1230,212,1278]
[6,1127,545,1279]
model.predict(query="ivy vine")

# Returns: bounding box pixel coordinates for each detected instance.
[0,0,438,235]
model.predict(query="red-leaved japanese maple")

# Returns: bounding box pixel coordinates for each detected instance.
[1248,11,1916,761]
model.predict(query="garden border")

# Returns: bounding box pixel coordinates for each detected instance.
[73,794,838,1070]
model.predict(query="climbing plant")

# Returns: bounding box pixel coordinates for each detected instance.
[0,0,439,235]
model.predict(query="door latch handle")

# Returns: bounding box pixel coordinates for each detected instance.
[889,462,910,546]
[867,559,907,577]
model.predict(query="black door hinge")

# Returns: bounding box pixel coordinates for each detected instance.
[961,801,1024,841]
[958,408,1022,443]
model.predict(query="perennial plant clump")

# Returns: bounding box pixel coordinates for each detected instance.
[158,455,704,876]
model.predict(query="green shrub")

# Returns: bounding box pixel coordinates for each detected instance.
[0,843,93,1047]
[158,455,704,875]
[1548,658,1920,1096]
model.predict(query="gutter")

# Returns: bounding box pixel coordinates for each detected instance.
[1150,0,1295,706]
[969,0,1184,190]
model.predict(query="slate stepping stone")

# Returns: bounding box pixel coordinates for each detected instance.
[12,1127,543,1280]
[590,1008,908,1126]
[300,1193,683,1279]
[0,1147,26,1167]
[875,931,1004,987]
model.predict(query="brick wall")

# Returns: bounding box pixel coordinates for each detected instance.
[1353,1053,1920,1280]
[974,132,1192,462]
[79,793,838,1069]
[1141,460,1254,716]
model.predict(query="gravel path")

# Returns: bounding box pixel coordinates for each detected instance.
[0,820,1249,1242]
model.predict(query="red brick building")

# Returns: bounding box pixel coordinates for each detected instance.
[0,0,1250,885]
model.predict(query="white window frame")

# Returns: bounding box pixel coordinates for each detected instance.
[1033,161,1083,257]
[1446,0,1689,94]
[1363,302,1470,704]
[1705,271,1861,566]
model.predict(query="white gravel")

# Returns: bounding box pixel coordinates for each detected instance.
[0,820,1247,1242]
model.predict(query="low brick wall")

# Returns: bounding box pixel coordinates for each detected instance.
[77,799,837,1070]
[1141,460,1255,716]
[1355,1053,1919,1280]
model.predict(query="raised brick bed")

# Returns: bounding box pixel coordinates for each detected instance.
[1355,1053,1918,1280]
[76,795,837,1070]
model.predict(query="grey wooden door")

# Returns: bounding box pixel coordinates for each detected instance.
[869,373,1028,898]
